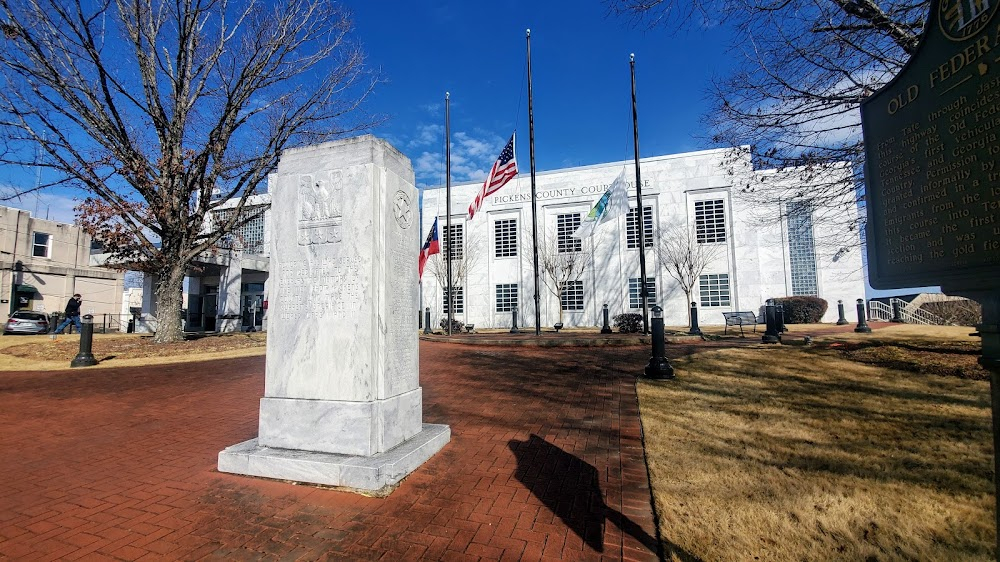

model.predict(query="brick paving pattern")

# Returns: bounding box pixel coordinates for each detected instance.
[0,341,661,561]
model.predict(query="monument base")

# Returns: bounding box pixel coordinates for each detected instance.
[218,423,450,495]
[258,390,423,456]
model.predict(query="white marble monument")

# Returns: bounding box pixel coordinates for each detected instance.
[218,136,449,494]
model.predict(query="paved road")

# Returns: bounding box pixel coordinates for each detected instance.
[0,341,660,561]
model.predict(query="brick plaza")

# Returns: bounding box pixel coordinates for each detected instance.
[0,341,661,561]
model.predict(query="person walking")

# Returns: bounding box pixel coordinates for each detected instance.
[54,293,83,334]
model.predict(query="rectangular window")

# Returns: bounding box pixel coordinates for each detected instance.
[787,202,818,296]
[495,283,518,312]
[699,274,731,307]
[560,280,584,311]
[213,205,267,254]
[557,213,582,253]
[628,277,657,308]
[32,232,51,258]
[494,219,517,258]
[626,206,654,249]
[443,286,464,314]
[694,199,726,244]
[444,224,464,260]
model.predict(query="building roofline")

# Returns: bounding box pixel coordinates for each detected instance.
[421,145,749,192]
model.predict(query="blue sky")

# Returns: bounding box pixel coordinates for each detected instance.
[349,0,732,188]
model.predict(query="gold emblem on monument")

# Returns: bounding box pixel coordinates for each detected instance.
[940,0,998,41]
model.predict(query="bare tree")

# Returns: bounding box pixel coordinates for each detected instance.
[921,299,983,327]
[0,0,378,342]
[607,0,927,239]
[527,231,597,325]
[656,222,721,323]
[424,226,484,326]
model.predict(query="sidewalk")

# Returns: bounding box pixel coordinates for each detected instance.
[0,342,660,561]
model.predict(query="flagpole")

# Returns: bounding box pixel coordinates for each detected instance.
[527,29,541,337]
[631,54,650,335]
[445,92,453,336]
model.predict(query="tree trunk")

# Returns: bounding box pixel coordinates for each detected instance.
[556,288,563,325]
[685,290,693,326]
[152,265,186,343]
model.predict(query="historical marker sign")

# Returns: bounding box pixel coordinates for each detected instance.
[862,0,1000,292]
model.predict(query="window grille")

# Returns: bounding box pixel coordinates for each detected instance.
[557,214,582,253]
[31,232,50,258]
[626,206,654,249]
[560,280,584,311]
[694,199,726,244]
[495,284,518,312]
[699,274,731,307]
[787,202,818,296]
[628,277,657,308]
[443,224,464,260]
[443,286,464,314]
[494,219,517,258]
[213,205,266,254]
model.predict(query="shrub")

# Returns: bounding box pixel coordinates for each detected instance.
[613,313,643,333]
[439,317,464,333]
[773,296,828,323]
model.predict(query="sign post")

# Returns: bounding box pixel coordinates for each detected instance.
[861,0,1000,550]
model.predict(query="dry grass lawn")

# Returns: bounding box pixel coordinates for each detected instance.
[639,325,994,561]
[0,331,266,371]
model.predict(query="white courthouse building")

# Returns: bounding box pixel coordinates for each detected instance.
[419,146,865,329]
[146,144,864,333]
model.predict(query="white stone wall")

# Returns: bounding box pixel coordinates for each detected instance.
[420,147,865,328]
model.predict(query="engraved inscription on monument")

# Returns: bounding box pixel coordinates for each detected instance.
[861,0,1000,289]
[386,184,418,396]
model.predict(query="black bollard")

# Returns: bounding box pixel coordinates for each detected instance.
[644,306,674,379]
[71,314,98,368]
[601,304,613,334]
[836,300,849,325]
[688,301,702,335]
[775,303,787,333]
[762,299,780,344]
[854,299,872,333]
[891,300,904,322]
[510,308,519,334]
[423,307,431,335]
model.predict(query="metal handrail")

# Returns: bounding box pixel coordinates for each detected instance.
[867,298,949,325]
[868,300,892,322]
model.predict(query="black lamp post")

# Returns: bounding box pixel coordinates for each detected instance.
[644,305,674,379]
[836,300,849,325]
[423,307,431,335]
[855,299,872,333]
[601,304,612,334]
[762,299,781,344]
[70,314,98,368]
[891,300,904,322]
[510,308,519,334]
[688,301,702,335]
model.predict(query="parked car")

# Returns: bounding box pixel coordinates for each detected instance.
[3,310,49,335]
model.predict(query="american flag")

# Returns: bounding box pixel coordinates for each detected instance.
[467,133,519,220]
